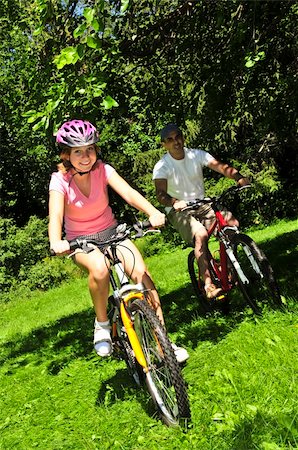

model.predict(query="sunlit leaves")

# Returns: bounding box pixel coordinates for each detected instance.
[86,35,101,49]
[54,46,83,69]
[121,0,130,13]
[73,23,87,39]
[245,51,266,68]
[102,96,119,109]
[23,99,61,131]
[83,7,95,24]
[91,18,103,32]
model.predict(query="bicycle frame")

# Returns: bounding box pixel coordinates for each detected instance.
[206,202,250,293]
[208,211,232,292]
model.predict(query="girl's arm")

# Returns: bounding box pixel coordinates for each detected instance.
[108,171,165,227]
[48,190,70,253]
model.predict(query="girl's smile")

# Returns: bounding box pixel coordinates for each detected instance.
[69,145,97,172]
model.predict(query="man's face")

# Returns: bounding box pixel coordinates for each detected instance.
[162,130,184,155]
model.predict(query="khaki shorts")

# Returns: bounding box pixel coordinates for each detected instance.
[167,204,231,246]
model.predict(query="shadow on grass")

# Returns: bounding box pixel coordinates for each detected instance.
[0,308,95,372]
[0,310,158,419]
[256,229,298,298]
[224,410,298,450]
[159,283,249,349]
[95,367,156,418]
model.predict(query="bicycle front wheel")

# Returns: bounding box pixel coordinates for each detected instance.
[229,233,282,313]
[131,299,190,427]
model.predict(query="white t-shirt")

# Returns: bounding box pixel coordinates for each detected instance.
[152,148,214,212]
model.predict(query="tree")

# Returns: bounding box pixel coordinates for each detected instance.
[1,0,297,225]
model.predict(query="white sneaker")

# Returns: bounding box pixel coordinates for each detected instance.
[94,320,112,357]
[172,343,189,364]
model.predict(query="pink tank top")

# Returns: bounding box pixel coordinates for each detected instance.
[49,162,117,240]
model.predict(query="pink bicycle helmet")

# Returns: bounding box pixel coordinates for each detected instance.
[56,120,99,147]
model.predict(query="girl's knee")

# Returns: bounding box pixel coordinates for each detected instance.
[89,266,109,284]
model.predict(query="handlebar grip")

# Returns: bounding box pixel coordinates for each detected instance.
[69,241,79,251]
[141,220,152,229]
[135,220,151,230]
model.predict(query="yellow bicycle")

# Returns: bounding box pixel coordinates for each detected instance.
[69,222,191,427]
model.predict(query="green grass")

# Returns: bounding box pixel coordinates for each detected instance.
[0,218,297,449]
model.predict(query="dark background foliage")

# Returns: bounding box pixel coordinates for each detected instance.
[0,0,297,299]
[1,0,297,225]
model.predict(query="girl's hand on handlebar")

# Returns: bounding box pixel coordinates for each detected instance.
[173,199,188,211]
[148,211,166,228]
[50,240,70,255]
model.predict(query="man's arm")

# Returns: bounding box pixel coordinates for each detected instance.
[154,179,187,210]
[208,159,250,186]
[154,179,176,206]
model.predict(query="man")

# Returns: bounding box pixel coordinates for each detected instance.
[153,123,250,299]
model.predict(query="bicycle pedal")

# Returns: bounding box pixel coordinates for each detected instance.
[216,294,226,302]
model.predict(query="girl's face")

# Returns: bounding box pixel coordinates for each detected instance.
[68,144,97,173]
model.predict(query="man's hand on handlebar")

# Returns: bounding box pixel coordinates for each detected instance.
[172,200,188,211]
[237,177,250,187]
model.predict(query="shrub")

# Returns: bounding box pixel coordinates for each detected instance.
[0,216,84,302]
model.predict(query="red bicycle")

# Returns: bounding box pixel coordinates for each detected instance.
[186,186,283,314]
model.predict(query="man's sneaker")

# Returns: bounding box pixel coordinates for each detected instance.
[94,319,112,357]
[172,343,189,364]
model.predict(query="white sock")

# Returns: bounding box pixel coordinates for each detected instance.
[95,319,110,327]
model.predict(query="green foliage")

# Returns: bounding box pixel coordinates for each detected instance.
[0,216,83,302]
[135,227,184,259]
[0,0,297,227]
[0,216,48,291]
[6,256,83,303]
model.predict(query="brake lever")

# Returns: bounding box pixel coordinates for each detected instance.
[132,222,161,239]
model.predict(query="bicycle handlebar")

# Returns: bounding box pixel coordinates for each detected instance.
[50,221,159,256]
[181,185,251,211]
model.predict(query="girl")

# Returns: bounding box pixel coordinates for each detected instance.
[48,119,188,362]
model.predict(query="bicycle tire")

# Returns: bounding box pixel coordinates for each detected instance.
[229,233,282,313]
[130,299,191,427]
[121,338,144,386]
[109,304,144,387]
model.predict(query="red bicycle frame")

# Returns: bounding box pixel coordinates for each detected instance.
[206,210,233,294]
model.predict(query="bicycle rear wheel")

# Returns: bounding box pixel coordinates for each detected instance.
[131,299,190,427]
[229,233,282,313]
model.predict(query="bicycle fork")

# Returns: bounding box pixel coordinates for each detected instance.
[111,259,149,372]
[224,243,250,285]
[120,291,149,372]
